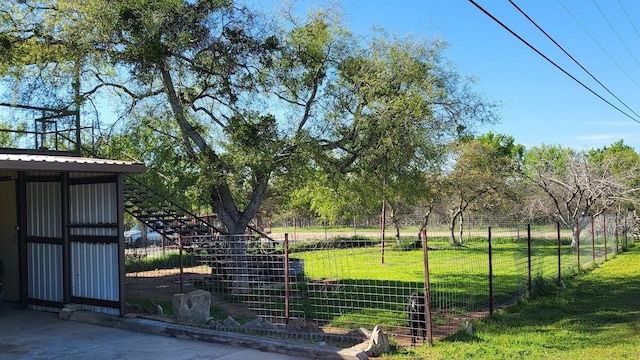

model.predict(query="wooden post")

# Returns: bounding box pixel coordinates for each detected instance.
[421,229,433,347]
[284,233,290,323]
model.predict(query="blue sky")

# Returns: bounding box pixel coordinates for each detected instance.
[253,0,640,151]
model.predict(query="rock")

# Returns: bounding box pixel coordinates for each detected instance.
[285,318,304,331]
[285,318,322,333]
[242,316,276,329]
[223,316,241,328]
[364,325,390,357]
[347,328,371,339]
[172,289,211,324]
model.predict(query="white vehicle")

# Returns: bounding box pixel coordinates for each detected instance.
[124,225,167,247]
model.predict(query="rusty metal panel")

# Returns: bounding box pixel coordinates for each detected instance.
[71,242,119,302]
[27,242,63,302]
[26,182,62,238]
[69,183,118,237]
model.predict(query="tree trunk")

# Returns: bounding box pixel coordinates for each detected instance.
[459,211,464,244]
[389,206,401,245]
[449,209,461,246]
[571,223,581,251]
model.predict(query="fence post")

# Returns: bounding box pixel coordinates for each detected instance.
[179,233,184,294]
[603,215,607,261]
[421,229,433,347]
[576,219,580,269]
[615,212,619,253]
[284,233,290,323]
[591,216,596,265]
[527,224,532,295]
[381,201,386,265]
[488,226,493,316]
[557,221,561,285]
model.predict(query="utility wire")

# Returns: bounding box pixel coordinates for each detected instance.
[507,0,640,121]
[617,0,640,42]
[591,0,640,69]
[557,0,640,91]
[467,0,640,124]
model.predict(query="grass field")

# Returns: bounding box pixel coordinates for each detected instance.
[289,235,583,331]
[387,244,640,359]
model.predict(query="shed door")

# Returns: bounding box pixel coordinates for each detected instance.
[26,180,64,309]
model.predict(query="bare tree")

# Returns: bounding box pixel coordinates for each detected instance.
[525,144,640,249]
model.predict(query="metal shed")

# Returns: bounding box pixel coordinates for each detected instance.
[0,154,145,316]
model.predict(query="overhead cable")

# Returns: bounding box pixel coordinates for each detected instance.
[557,0,640,91]
[617,0,640,42]
[508,0,640,121]
[468,0,640,124]
[591,0,640,69]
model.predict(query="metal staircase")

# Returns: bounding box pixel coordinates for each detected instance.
[123,174,225,236]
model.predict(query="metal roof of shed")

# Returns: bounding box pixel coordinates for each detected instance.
[0,154,146,173]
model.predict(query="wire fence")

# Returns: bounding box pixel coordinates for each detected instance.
[125,213,636,346]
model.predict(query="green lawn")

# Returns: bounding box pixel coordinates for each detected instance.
[389,245,640,359]
[290,236,581,329]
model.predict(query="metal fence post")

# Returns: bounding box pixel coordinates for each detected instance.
[284,233,290,323]
[591,216,596,265]
[576,219,580,269]
[615,212,619,253]
[557,221,561,285]
[488,226,493,316]
[179,233,184,294]
[527,224,532,295]
[603,215,607,261]
[421,229,433,347]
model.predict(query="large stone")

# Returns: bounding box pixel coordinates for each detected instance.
[364,325,390,357]
[172,290,211,324]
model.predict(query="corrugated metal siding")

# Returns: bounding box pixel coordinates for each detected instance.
[27,242,63,302]
[69,183,117,237]
[71,242,119,302]
[26,182,62,238]
[69,172,114,178]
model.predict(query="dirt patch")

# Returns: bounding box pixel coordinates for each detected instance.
[125,266,256,321]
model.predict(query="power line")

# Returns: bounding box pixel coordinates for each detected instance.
[557,0,640,91]
[591,0,640,69]
[467,0,640,124]
[617,0,640,42]
[507,0,640,121]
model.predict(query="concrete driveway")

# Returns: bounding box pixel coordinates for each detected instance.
[0,306,310,360]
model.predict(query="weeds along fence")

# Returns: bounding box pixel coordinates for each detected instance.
[124,213,636,345]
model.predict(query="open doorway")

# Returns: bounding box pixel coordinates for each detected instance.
[0,171,18,303]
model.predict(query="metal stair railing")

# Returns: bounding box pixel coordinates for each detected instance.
[123,173,226,235]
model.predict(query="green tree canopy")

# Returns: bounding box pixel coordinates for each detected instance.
[0,0,497,236]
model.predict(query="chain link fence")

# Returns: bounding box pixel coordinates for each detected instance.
[125,213,636,346]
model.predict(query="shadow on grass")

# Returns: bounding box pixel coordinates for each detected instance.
[440,247,640,349]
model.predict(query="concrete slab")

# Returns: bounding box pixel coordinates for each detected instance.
[0,306,310,360]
